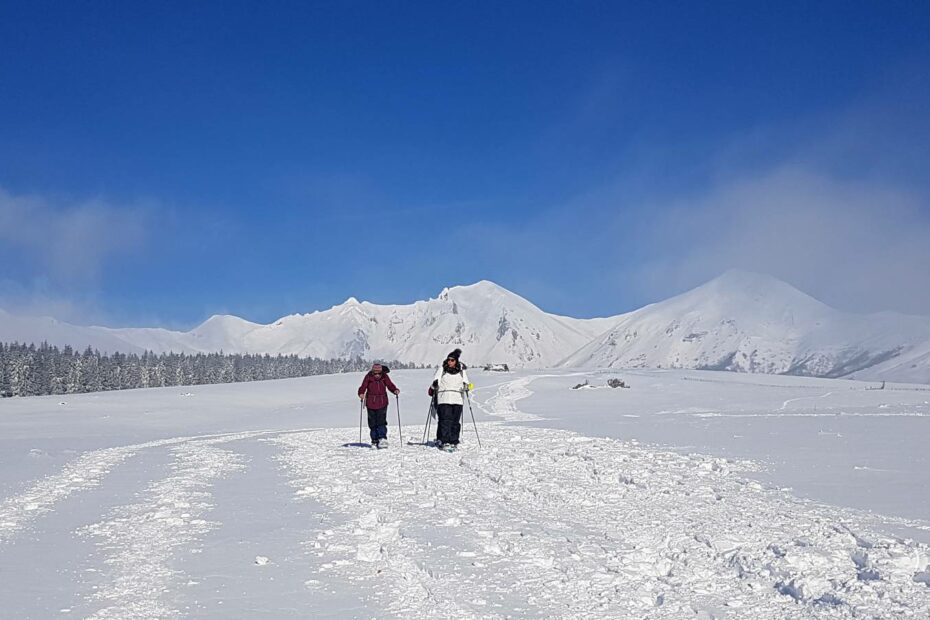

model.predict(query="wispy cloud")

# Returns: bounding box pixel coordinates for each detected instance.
[630,68,930,316]
[453,67,930,317]
[635,167,930,315]
[0,186,150,323]
[0,186,148,283]
[0,278,100,324]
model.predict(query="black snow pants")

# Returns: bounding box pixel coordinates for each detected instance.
[436,403,463,445]
[367,406,388,441]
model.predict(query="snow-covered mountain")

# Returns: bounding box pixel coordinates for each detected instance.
[203,281,617,367]
[0,282,616,368]
[0,308,154,355]
[3,273,930,381]
[561,270,930,382]
[846,339,930,384]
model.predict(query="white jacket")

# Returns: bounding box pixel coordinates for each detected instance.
[432,366,471,405]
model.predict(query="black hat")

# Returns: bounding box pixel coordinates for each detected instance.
[447,348,462,361]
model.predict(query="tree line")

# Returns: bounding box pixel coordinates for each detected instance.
[0,341,418,397]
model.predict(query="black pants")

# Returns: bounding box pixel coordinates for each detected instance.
[367,406,388,441]
[436,403,463,445]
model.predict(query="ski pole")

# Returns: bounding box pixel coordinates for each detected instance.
[422,398,435,445]
[359,398,365,445]
[422,401,431,444]
[395,394,403,446]
[465,390,481,448]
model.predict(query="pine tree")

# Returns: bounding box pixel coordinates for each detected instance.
[0,340,418,397]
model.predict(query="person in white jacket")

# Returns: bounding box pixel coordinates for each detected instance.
[429,348,471,450]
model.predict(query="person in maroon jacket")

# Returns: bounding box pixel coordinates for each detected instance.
[357,363,400,447]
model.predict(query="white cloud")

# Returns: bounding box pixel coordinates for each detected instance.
[635,166,930,315]
[0,187,151,324]
[619,70,930,317]
[0,186,148,283]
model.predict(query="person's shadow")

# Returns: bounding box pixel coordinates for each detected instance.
[409,439,439,447]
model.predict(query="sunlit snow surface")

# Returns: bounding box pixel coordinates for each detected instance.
[1,369,929,618]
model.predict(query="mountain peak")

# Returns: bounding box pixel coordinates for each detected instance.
[203,314,239,324]
[705,269,791,290]
[446,280,511,296]
[439,280,545,314]
[465,279,506,290]
[687,270,828,311]
[193,314,258,334]
[325,296,365,312]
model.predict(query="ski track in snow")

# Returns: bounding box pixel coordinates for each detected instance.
[0,445,136,544]
[479,375,541,422]
[779,391,836,411]
[0,435,213,545]
[274,378,930,619]
[0,428,318,546]
[475,372,587,423]
[81,438,246,619]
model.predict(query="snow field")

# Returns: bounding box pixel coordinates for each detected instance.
[0,374,929,617]
[271,378,930,619]
[275,426,930,618]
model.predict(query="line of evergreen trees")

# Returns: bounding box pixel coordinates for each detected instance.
[0,341,418,397]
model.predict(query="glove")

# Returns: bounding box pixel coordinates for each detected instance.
[428,387,434,397]
[393,389,400,395]
[359,394,365,401]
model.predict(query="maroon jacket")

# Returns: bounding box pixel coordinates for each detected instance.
[358,371,398,410]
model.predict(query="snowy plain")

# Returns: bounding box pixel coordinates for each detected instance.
[1,368,930,618]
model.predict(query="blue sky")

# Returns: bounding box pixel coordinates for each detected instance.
[1,1,929,327]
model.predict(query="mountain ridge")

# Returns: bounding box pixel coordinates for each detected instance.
[560,270,930,382]
[2,273,929,382]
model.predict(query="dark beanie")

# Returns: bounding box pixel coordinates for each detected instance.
[447,348,462,360]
